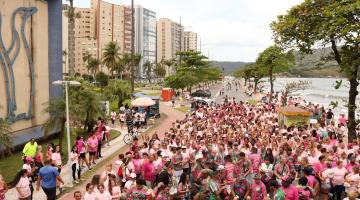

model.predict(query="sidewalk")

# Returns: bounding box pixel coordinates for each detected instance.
[57,102,184,199]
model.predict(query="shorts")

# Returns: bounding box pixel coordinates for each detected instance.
[80,153,86,159]
[89,152,96,156]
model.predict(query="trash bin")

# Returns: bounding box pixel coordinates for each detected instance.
[162,88,174,101]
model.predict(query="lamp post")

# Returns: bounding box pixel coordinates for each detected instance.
[52,80,81,186]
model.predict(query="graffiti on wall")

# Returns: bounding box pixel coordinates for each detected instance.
[0,7,38,123]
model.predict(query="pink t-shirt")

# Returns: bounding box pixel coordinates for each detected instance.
[83,192,96,200]
[51,152,62,166]
[87,137,98,152]
[142,160,156,181]
[132,159,142,174]
[250,182,267,200]
[249,153,261,173]
[76,139,86,153]
[332,167,347,185]
[16,177,31,198]
[306,175,317,188]
[282,185,299,200]
[224,162,235,183]
[95,191,112,200]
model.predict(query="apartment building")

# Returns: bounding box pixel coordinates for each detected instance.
[63,6,97,74]
[134,5,157,78]
[157,18,184,76]
[184,31,197,51]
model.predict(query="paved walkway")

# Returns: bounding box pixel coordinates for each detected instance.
[58,102,184,199]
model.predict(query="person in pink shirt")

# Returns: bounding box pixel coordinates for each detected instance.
[281,176,299,200]
[9,169,31,200]
[313,155,327,176]
[141,154,156,187]
[346,156,358,172]
[95,184,112,200]
[338,114,347,126]
[87,132,98,166]
[75,136,90,169]
[332,160,348,200]
[249,147,262,174]
[83,183,96,200]
[224,155,235,184]
[246,174,267,200]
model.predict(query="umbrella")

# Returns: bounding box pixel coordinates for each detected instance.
[131,97,155,107]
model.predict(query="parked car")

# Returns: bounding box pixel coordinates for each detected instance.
[190,89,211,98]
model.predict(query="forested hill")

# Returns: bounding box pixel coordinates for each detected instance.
[211,61,248,74]
[213,48,343,77]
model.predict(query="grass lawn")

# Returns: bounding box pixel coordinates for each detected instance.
[175,106,190,113]
[143,91,161,96]
[0,129,121,183]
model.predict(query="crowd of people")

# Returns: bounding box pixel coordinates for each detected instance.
[64,80,358,200]
[2,79,360,200]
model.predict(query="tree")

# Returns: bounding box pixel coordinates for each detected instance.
[256,46,295,101]
[87,57,101,76]
[83,51,92,74]
[130,54,141,92]
[95,72,109,87]
[248,63,266,93]
[271,0,360,141]
[234,66,252,86]
[155,63,166,81]
[104,80,131,109]
[0,118,12,157]
[143,60,154,83]
[281,81,310,106]
[65,0,81,76]
[103,41,121,77]
[62,50,68,75]
[69,81,103,132]
[43,98,66,149]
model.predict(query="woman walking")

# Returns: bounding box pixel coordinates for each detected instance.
[70,146,81,184]
[9,169,31,200]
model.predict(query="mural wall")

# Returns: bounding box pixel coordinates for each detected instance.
[0,0,58,143]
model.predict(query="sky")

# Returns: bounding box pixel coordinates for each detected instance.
[66,0,303,62]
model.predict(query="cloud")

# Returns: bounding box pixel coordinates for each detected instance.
[68,0,303,61]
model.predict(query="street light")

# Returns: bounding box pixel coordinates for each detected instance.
[52,80,81,187]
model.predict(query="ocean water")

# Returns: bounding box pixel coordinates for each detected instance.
[262,78,360,117]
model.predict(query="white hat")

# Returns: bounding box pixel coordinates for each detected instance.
[130,173,136,178]
[217,165,225,171]
[161,152,168,157]
[195,153,203,160]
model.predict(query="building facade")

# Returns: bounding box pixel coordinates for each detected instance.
[0,0,62,145]
[184,31,197,51]
[134,5,157,79]
[157,18,184,76]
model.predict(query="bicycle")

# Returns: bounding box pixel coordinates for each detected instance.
[123,126,139,144]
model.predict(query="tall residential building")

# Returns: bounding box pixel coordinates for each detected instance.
[184,31,197,51]
[157,18,184,76]
[62,6,97,74]
[120,5,132,54]
[134,5,157,78]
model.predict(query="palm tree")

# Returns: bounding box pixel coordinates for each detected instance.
[114,58,125,79]
[0,118,12,158]
[102,41,121,77]
[104,80,131,109]
[87,58,101,76]
[155,63,166,82]
[82,51,92,74]
[43,98,66,148]
[143,60,154,83]
[65,0,81,76]
[130,54,141,92]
